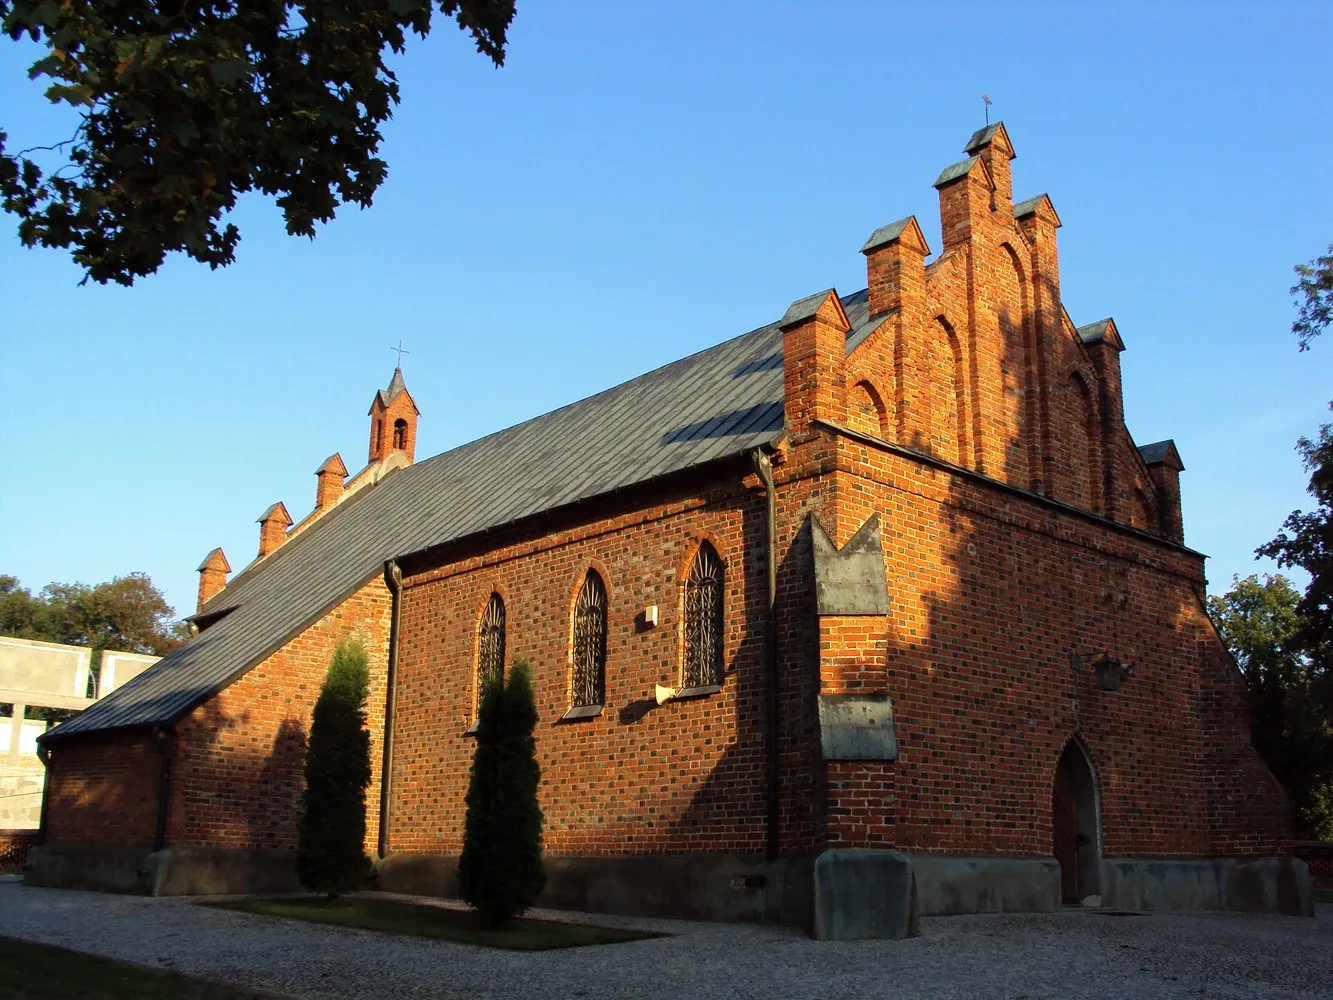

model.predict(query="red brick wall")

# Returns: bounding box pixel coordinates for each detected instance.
[43,730,161,848]
[0,830,40,872]
[807,434,1287,858]
[168,581,393,852]
[388,471,786,858]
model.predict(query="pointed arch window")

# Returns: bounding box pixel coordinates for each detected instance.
[683,543,724,689]
[571,571,607,708]
[477,593,506,699]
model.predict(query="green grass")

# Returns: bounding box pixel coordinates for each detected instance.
[1315,888,1333,905]
[0,937,279,1000]
[209,896,659,950]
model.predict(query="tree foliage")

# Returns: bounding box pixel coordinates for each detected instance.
[0,1,516,285]
[297,637,372,899]
[1209,574,1333,839]
[1292,244,1333,352]
[0,571,184,657]
[458,657,545,927]
[1259,411,1333,659]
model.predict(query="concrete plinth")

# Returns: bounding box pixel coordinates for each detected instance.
[812,849,917,940]
[24,844,300,896]
[906,855,1061,915]
[376,852,811,928]
[1101,857,1312,916]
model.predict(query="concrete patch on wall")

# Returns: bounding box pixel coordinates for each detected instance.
[810,515,889,615]
[906,855,1060,915]
[818,694,897,760]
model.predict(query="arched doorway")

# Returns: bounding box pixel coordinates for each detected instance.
[1052,739,1101,903]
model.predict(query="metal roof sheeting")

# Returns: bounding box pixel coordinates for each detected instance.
[45,291,873,741]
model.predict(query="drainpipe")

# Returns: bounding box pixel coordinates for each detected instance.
[752,450,780,862]
[151,724,176,852]
[378,559,403,858]
[35,743,52,847]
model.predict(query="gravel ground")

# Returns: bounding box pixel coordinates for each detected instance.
[1,879,1331,999]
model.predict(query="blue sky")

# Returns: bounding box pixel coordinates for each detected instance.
[1,1,1330,622]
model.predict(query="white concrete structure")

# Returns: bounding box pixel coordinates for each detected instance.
[1,637,160,829]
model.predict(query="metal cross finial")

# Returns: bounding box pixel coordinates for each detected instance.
[982,93,992,125]
[391,339,410,368]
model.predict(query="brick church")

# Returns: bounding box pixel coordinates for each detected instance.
[29,124,1310,936]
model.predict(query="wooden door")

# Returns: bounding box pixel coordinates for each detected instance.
[1052,757,1079,903]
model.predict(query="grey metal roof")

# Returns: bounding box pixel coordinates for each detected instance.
[1138,439,1184,470]
[965,122,1005,154]
[257,502,291,525]
[372,367,412,411]
[44,291,871,742]
[933,156,981,188]
[860,219,913,254]
[1076,319,1118,346]
[1013,195,1043,217]
[778,289,838,331]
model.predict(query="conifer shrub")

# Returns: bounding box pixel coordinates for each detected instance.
[459,658,546,927]
[297,638,372,898]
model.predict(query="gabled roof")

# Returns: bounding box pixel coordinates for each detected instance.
[1076,318,1125,351]
[964,121,1014,157]
[1013,193,1062,228]
[860,217,930,257]
[196,548,231,574]
[933,155,994,190]
[316,453,348,477]
[42,288,873,742]
[1138,439,1184,470]
[370,368,419,415]
[257,502,292,526]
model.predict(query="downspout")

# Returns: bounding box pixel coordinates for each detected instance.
[378,559,403,858]
[35,743,51,847]
[752,450,780,862]
[151,724,176,852]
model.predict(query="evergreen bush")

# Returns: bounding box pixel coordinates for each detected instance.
[297,638,372,898]
[458,658,546,926]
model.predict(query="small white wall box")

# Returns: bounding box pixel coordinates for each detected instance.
[643,605,658,628]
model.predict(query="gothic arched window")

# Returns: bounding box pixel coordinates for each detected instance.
[393,418,408,450]
[683,543,724,689]
[477,593,506,700]
[571,571,607,707]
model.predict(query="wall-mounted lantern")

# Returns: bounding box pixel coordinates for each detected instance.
[1069,650,1135,692]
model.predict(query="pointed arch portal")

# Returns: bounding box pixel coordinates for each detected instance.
[1052,739,1102,903]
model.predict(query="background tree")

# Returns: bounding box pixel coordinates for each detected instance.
[1259,415,1333,662]
[458,657,545,927]
[0,575,49,639]
[297,638,372,899]
[1292,244,1333,352]
[1209,574,1333,839]
[0,0,516,285]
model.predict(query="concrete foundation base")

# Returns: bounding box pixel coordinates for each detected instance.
[812,849,917,940]
[376,852,812,928]
[23,845,1314,926]
[906,854,1061,915]
[1101,857,1312,917]
[24,844,300,896]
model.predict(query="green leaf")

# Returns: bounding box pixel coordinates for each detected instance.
[43,82,93,106]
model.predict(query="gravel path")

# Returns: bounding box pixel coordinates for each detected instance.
[1,879,1331,999]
